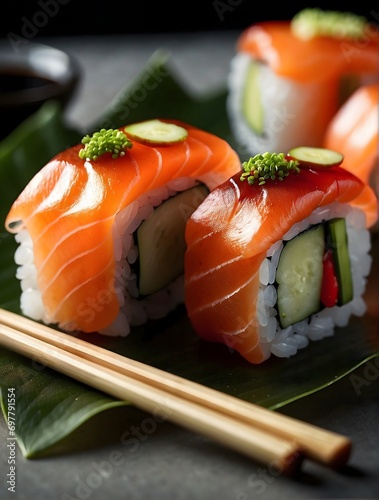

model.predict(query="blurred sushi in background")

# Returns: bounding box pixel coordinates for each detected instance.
[323,83,379,222]
[227,8,379,157]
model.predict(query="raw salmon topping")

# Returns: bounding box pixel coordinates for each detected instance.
[238,18,379,81]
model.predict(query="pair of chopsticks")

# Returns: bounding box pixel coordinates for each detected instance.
[0,308,351,475]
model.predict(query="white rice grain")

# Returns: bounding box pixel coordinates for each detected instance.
[20,288,46,322]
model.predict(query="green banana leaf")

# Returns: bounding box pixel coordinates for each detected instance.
[0,50,378,459]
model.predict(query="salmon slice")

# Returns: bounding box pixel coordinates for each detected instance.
[323,84,379,227]
[5,120,241,332]
[184,165,378,364]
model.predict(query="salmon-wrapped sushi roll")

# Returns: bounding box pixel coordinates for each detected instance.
[323,83,379,221]
[184,147,378,364]
[227,8,379,156]
[5,119,241,336]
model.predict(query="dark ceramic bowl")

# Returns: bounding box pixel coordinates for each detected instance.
[0,42,81,140]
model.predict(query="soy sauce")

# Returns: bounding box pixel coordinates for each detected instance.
[0,71,57,93]
[0,68,65,141]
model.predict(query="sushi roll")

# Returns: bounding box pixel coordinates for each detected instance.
[5,119,241,336]
[227,8,379,157]
[323,83,379,224]
[184,147,378,364]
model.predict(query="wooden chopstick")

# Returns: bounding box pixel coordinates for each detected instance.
[0,320,302,475]
[0,308,351,470]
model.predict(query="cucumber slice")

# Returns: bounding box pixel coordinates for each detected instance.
[124,119,188,146]
[242,61,264,135]
[276,225,325,328]
[137,185,208,296]
[326,218,353,305]
[286,146,344,168]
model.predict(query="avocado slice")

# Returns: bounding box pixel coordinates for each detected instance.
[136,184,208,296]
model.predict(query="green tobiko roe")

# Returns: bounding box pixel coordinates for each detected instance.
[240,152,300,186]
[291,8,368,41]
[78,128,133,161]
